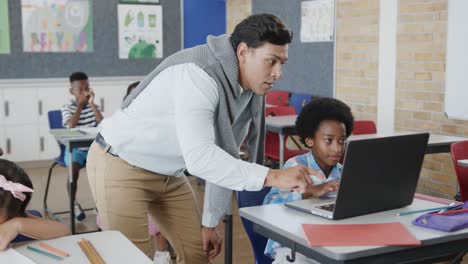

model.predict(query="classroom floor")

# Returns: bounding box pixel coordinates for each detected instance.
[24,165,254,264]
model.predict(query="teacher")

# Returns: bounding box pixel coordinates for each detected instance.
[86,14,315,263]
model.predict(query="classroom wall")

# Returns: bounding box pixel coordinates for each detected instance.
[226,0,252,34]
[395,0,468,198]
[226,0,468,199]
[335,0,379,121]
[227,0,380,120]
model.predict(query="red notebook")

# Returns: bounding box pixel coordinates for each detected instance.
[302,222,421,246]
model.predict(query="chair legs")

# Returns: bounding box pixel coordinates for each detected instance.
[43,161,59,212]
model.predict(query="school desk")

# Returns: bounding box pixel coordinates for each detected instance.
[239,197,468,263]
[50,127,98,234]
[265,115,468,167]
[12,231,151,264]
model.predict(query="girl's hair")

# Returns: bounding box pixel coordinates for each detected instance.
[0,159,33,219]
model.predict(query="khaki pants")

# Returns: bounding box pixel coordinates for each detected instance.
[86,142,208,264]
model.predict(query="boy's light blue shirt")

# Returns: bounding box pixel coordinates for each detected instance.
[263,151,342,258]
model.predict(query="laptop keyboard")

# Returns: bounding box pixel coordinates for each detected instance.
[317,203,335,212]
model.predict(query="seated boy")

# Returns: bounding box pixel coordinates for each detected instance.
[263,97,354,264]
[61,72,103,222]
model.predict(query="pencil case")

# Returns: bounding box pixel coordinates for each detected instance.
[412,202,468,232]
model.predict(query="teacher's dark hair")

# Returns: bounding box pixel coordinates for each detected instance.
[230,14,293,51]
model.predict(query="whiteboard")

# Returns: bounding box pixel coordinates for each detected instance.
[444,0,468,120]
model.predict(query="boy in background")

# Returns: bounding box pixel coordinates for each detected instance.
[263,97,354,263]
[61,72,103,222]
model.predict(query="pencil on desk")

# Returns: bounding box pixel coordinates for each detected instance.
[39,242,69,257]
[396,206,454,216]
[26,245,64,261]
[78,238,106,264]
[434,208,468,216]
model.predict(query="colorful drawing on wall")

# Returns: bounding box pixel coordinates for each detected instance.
[21,0,93,52]
[118,4,163,59]
[0,0,11,54]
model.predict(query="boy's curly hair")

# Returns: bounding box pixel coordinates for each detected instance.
[295,97,354,146]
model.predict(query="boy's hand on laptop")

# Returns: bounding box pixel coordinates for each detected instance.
[265,166,317,193]
[302,180,339,199]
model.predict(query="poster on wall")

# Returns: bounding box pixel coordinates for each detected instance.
[21,0,94,52]
[0,0,11,54]
[118,4,163,59]
[300,0,335,42]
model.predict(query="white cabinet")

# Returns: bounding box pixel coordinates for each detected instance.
[39,125,60,160]
[0,128,5,157]
[3,125,40,161]
[94,84,127,117]
[2,88,38,125]
[0,76,142,162]
[37,86,72,125]
[0,92,4,157]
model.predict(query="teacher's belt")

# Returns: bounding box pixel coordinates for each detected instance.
[95,133,119,157]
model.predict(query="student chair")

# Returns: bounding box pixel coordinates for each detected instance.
[266,90,290,106]
[43,110,67,213]
[451,141,468,202]
[11,210,43,243]
[237,188,273,264]
[353,120,377,135]
[289,93,312,114]
[265,106,308,163]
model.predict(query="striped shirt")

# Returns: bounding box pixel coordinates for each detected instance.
[61,100,99,128]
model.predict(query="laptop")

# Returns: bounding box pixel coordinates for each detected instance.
[284,133,429,220]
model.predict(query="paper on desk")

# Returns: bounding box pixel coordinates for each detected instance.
[0,248,36,263]
[49,128,84,137]
[302,222,421,246]
[78,126,99,136]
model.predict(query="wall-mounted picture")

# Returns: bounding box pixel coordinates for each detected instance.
[21,0,94,52]
[118,4,163,59]
[0,0,11,54]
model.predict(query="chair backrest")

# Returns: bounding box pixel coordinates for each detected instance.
[48,110,66,164]
[266,90,290,106]
[353,120,377,135]
[265,106,296,117]
[11,210,42,243]
[289,93,312,114]
[48,110,63,129]
[451,141,468,202]
[237,188,273,264]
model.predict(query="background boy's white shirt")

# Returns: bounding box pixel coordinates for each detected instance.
[100,63,268,227]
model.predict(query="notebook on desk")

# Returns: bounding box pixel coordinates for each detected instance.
[285,133,429,220]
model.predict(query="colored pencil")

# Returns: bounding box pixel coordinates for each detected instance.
[26,245,64,261]
[434,208,468,216]
[437,202,456,213]
[396,206,454,216]
[78,238,105,264]
[38,242,70,257]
